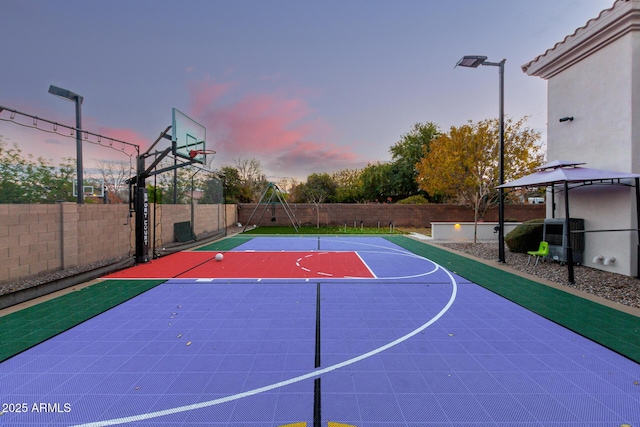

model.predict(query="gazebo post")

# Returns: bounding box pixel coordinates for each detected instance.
[635,178,640,279]
[550,184,555,218]
[564,180,575,283]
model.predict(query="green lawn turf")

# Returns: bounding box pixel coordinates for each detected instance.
[242,225,407,235]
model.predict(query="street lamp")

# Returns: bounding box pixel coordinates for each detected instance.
[456,55,506,263]
[48,85,84,204]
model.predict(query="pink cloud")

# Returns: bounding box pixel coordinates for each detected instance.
[188,78,236,118]
[95,126,150,153]
[186,78,366,177]
[266,138,374,179]
[273,140,360,169]
[213,94,312,152]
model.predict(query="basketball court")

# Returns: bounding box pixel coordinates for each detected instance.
[1,235,639,426]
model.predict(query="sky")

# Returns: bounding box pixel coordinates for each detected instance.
[0,0,615,183]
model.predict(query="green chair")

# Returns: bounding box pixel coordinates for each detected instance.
[527,241,549,266]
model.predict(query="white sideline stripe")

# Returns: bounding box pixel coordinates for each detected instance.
[71,266,458,427]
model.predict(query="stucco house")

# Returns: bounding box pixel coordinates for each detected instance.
[521,0,640,276]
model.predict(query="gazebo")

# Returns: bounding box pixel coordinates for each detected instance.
[498,160,640,282]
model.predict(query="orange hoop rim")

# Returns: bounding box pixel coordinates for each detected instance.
[189,149,216,159]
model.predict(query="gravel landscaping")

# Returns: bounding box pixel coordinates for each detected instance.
[0,256,131,297]
[435,241,640,310]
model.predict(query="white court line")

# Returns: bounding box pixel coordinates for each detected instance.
[355,250,377,279]
[71,264,458,427]
[321,236,414,255]
[165,250,441,283]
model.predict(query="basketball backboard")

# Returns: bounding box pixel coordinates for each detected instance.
[73,178,105,198]
[172,108,206,164]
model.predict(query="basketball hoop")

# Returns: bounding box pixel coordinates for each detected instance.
[189,149,216,159]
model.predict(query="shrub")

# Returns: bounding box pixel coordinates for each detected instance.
[505,218,545,253]
[397,195,429,204]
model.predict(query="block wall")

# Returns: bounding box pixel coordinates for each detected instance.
[77,204,133,266]
[238,203,546,228]
[0,204,61,281]
[0,203,238,284]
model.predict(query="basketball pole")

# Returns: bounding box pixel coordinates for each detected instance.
[131,126,171,263]
[128,127,207,264]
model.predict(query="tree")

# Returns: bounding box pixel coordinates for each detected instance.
[292,173,337,227]
[152,161,192,204]
[0,140,24,202]
[389,122,440,200]
[94,160,131,203]
[275,177,298,196]
[41,157,76,203]
[331,168,364,203]
[146,184,163,203]
[353,121,440,203]
[397,195,429,204]
[359,162,395,202]
[416,117,544,242]
[234,157,268,202]
[199,172,225,204]
[141,155,207,204]
[215,166,246,203]
[0,140,75,203]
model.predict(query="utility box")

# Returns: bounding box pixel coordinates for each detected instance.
[543,218,585,264]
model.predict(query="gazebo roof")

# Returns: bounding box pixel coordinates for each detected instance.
[535,160,586,170]
[497,160,640,283]
[497,161,640,188]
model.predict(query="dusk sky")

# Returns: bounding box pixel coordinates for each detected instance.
[0,0,614,183]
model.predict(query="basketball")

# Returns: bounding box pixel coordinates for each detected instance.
[215,253,224,262]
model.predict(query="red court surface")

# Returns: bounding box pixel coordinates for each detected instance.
[104,251,375,279]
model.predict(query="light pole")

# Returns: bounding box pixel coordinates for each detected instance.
[48,85,84,204]
[456,55,506,263]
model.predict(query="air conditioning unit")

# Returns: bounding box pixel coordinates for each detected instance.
[543,218,585,264]
[528,197,545,204]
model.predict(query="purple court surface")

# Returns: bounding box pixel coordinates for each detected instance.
[0,236,638,426]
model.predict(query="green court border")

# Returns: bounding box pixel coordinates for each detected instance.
[2,234,637,364]
[386,235,640,363]
[194,234,255,251]
[0,235,256,363]
[0,279,165,363]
